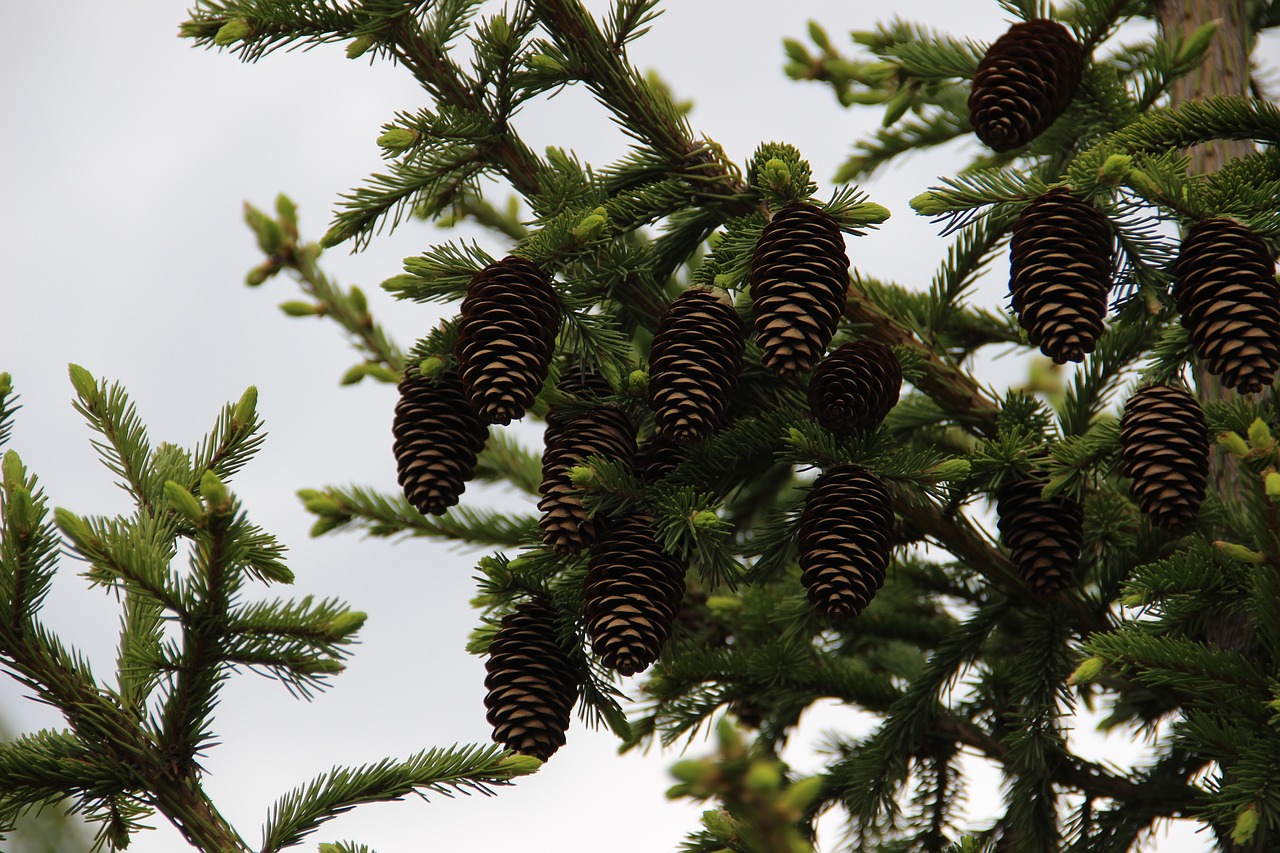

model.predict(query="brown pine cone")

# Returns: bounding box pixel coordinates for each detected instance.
[969,19,1083,152]
[483,601,579,761]
[995,475,1082,594]
[1008,188,1114,364]
[392,368,488,516]
[648,288,745,445]
[1119,384,1209,531]
[796,465,894,621]
[538,407,636,554]
[1172,219,1280,394]
[455,256,561,424]
[749,203,850,379]
[584,515,687,675]
[808,340,903,431]
[637,433,686,483]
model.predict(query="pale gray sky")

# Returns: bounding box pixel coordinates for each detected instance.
[4,1,1266,850]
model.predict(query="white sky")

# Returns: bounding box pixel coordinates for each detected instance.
[4,1,1273,851]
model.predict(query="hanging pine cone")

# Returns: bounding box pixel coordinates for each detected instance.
[808,340,903,432]
[455,256,561,425]
[584,515,686,675]
[796,465,894,622]
[648,288,745,445]
[1008,188,1113,364]
[749,203,850,380]
[637,434,686,483]
[1172,219,1280,394]
[538,407,636,554]
[995,475,1082,594]
[392,368,488,516]
[483,601,579,761]
[1119,384,1209,532]
[969,19,1084,152]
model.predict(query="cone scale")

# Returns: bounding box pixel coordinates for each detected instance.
[391,369,488,517]
[1120,384,1209,531]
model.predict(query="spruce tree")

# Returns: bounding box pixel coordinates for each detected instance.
[7,0,1280,850]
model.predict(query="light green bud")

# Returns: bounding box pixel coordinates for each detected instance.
[2,450,25,489]
[489,15,511,45]
[296,658,345,675]
[233,386,257,428]
[627,368,648,396]
[348,285,368,316]
[691,510,720,529]
[782,38,810,65]
[1265,471,1280,501]
[715,716,743,755]
[245,263,273,286]
[670,759,718,785]
[702,808,737,840]
[1247,417,1274,452]
[529,53,564,73]
[846,201,891,224]
[365,364,401,384]
[377,128,419,152]
[340,364,369,386]
[0,371,11,396]
[1231,804,1259,845]
[567,465,596,487]
[1175,19,1220,68]
[164,480,205,524]
[1217,431,1251,457]
[496,753,543,776]
[1126,168,1159,198]
[573,206,610,242]
[380,273,418,295]
[326,610,367,637]
[53,507,95,546]
[303,495,344,516]
[279,301,324,317]
[213,19,252,46]
[744,760,783,795]
[1069,655,1105,685]
[274,194,297,231]
[778,775,824,813]
[763,158,792,192]
[6,484,34,537]
[199,470,230,513]
[909,191,949,216]
[68,364,97,404]
[1121,593,1145,608]
[928,459,971,482]
[296,488,324,502]
[346,34,376,59]
[1214,540,1266,564]
[320,222,355,248]
[806,21,831,52]
[1098,154,1133,184]
[881,85,914,127]
[712,272,736,289]
[310,516,345,537]
[253,215,285,255]
[418,356,446,380]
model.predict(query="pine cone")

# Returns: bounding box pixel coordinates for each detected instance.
[796,465,894,621]
[995,475,1082,594]
[392,369,488,516]
[584,515,686,675]
[544,364,615,446]
[538,407,636,554]
[483,601,579,761]
[1008,188,1113,364]
[1119,384,1209,531]
[1172,219,1280,394]
[969,19,1083,152]
[638,434,686,483]
[455,256,561,424]
[749,203,850,379]
[648,288,745,444]
[808,340,903,432]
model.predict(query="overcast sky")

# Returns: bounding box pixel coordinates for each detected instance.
[4,2,1272,851]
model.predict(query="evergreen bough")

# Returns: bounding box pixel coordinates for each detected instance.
[11,0,1280,850]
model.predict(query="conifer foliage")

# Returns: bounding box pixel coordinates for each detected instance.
[155,0,1280,851]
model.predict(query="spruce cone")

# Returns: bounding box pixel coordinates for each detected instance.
[969,19,1083,152]
[796,465,894,621]
[584,515,686,675]
[455,256,561,424]
[1008,189,1113,364]
[483,602,579,761]
[749,203,850,379]
[392,369,488,516]
[808,340,903,432]
[1119,384,1209,532]
[638,434,686,483]
[995,475,1082,594]
[1172,219,1280,394]
[648,288,745,444]
[544,364,614,445]
[538,407,636,554]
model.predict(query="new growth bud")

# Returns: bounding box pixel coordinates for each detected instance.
[1175,19,1220,68]
[214,19,252,46]
[417,357,446,380]
[763,158,792,192]
[1217,431,1251,458]
[1214,540,1266,564]
[377,128,420,152]
[233,386,258,428]
[1069,655,1105,685]
[68,364,97,405]
[1247,418,1274,452]
[346,35,376,59]
[909,191,949,216]
[573,206,610,242]
[1232,804,1259,845]
[164,480,206,524]
[2,450,25,489]
[199,470,231,514]
[326,610,367,638]
[1265,471,1280,501]
[1098,154,1133,184]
